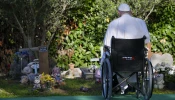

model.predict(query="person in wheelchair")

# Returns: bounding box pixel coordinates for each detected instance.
[100,3,151,95]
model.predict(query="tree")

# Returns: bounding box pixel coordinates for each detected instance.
[0,0,82,62]
[0,0,80,49]
[55,0,173,67]
[111,0,164,21]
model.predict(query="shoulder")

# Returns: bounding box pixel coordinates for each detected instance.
[135,17,146,24]
[108,18,119,27]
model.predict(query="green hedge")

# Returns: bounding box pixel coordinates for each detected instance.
[52,1,175,69]
[148,1,175,63]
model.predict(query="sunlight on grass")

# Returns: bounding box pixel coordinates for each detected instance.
[153,88,175,94]
[0,88,15,98]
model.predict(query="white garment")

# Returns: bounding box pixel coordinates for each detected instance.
[103,13,150,47]
[102,13,150,92]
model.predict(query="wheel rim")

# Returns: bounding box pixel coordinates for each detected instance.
[143,60,153,99]
[102,62,107,98]
[102,59,112,99]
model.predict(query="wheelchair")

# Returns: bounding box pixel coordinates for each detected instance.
[101,36,153,100]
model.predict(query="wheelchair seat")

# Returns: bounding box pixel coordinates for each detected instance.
[101,36,153,100]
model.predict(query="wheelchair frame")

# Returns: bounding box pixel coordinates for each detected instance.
[101,36,153,100]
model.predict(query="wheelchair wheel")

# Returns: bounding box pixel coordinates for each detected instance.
[136,72,142,98]
[142,59,154,100]
[102,58,112,100]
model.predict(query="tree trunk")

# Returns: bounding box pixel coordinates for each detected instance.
[27,36,39,61]
[27,37,32,48]
[41,25,47,46]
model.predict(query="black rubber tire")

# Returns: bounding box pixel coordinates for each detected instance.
[102,58,112,100]
[142,59,154,100]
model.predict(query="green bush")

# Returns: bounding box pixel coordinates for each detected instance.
[56,0,117,68]
[53,0,175,68]
[148,1,175,63]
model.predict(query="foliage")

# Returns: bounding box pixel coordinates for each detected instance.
[0,0,79,48]
[56,0,117,67]
[0,18,17,48]
[0,0,50,47]
[110,0,163,20]
[164,67,175,83]
[40,73,55,84]
[165,74,175,83]
[0,0,174,67]
[148,1,175,63]
[55,0,166,67]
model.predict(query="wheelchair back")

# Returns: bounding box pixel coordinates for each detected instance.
[111,36,146,72]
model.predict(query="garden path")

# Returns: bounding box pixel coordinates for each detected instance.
[0,94,175,100]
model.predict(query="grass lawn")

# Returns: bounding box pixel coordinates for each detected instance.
[0,76,101,98]
[0,76,175,98]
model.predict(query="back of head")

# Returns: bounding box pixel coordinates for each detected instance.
[118,3,130,12]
